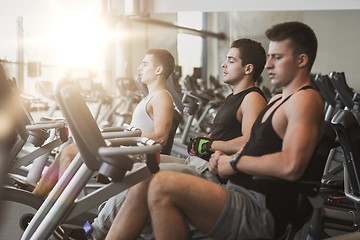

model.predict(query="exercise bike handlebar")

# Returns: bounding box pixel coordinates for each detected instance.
[25,121,65,131]
[98,137,161,180]
[100,137,162,156]
[100,125,141,133]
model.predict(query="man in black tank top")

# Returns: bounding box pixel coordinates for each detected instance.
[106,22,324,240]
[188,39,268,160]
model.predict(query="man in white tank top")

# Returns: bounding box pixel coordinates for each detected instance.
[129,49,174,146]
[33,49,175,197]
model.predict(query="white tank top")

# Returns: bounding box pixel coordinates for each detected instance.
[130,94,154,134]
[130,90,172,134]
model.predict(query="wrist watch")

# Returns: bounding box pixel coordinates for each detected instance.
[229,153,242,173]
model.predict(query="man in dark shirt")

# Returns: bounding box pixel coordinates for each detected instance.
[188,38,268,158]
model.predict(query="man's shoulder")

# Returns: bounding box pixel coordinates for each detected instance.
[152,89,172,98]
[241,90,268,107]
[149,90,171,100]
[285,89,324,118]
[149,90,174,107]
[290,87,323,104]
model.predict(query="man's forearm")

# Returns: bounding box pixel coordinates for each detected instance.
[211,137,246,154]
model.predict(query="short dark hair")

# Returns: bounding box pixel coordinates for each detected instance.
[231,38,266,82]
[265,21,318,71]
[145,49,175,80]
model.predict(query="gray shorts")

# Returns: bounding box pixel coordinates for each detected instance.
[205,181,275,240]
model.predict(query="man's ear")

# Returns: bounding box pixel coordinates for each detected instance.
[245,64,254,75]
[155,66,163,75]
[298,54,308,68]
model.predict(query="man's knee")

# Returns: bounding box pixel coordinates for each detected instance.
[58,144,78,165]
[148,171,179,206]
[61,144,78,157]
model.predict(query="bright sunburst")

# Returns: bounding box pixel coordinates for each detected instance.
[44,0,112,71]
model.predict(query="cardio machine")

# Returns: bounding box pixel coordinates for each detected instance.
[20,79,162,240]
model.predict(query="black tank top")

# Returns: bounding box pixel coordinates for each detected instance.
[211,87,266,141]
[229,85,314,236]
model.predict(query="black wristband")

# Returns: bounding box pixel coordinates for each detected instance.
[229,153,242,173]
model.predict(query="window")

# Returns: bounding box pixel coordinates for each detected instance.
[177,12,203,77]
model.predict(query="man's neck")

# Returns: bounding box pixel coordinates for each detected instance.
[147,78,166,94]
[231,77,256,95]
[281,72,312,99]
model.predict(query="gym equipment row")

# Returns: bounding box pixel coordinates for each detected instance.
[310,72,360,239]
[0,63,163,239]
[2,64,360,239]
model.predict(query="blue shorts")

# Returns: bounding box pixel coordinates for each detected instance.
[205,181,275,240]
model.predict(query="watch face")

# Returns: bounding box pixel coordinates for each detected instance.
[231,154,240,161]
